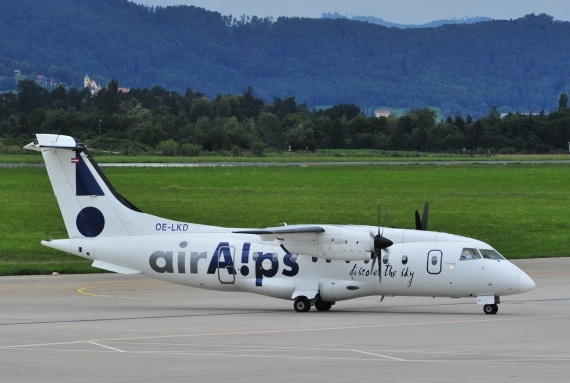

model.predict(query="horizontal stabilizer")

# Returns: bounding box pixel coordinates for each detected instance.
[23,142,42,152]
[36,134,80,150]
[91,260,141,274]
[233,225,325,235]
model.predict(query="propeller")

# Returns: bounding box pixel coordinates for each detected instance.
[415,201,429,231]
[370,201,393,278]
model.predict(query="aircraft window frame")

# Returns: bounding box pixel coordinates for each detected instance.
[479,249,505,260]
[460,248,482,261]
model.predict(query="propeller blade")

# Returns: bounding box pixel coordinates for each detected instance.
[415,210,422,230]
[381,209,390,236]
[372,248,382,282]
[422,201,429,231]
[377,201,381,235]
[378,248,387,282]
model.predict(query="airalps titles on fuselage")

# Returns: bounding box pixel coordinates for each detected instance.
[148,241,300,286]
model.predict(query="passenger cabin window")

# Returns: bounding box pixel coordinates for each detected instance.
[479,249,505,260]
[460,248,481,261]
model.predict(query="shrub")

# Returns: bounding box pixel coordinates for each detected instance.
[181,143,201,156]
[498,147,516,155]
[250,141,265,156]
[157,139,179,156]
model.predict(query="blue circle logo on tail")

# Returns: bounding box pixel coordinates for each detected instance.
[76,207,105,237]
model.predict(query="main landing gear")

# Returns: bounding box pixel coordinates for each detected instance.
[315,300,332,311]
[483,304,499,315]
[293,297,311,312]
[293,296,334,312]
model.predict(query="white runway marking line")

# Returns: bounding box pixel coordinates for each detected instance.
[104,342,481,356]
[352,350,407,361]
[6,348,120,353]
[1,314,568,351]
[88,342,126,353]
[128,351,402,362]
[3,349,569,366]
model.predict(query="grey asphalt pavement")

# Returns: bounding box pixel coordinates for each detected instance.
[1,258,569,382]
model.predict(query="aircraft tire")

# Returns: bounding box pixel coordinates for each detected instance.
[484,304,498,315]
[315,301,332,311]
[294,297,311,312]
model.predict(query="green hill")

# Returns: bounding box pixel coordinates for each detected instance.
[1,0,570,117]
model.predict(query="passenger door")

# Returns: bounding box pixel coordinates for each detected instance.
[427,250,443,274]
[218,245,236,284]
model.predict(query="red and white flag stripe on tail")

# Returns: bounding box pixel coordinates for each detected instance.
[71,158,79,164]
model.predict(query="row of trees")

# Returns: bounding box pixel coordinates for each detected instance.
[1,79,570,154]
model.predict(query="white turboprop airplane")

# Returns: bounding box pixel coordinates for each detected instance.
[25,134,536,314]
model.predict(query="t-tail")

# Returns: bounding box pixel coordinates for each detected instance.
[24,134,220,241]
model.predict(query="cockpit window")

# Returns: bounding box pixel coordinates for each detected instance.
[460,248,481,261]
[479,249,505,260]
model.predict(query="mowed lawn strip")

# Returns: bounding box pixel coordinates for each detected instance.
[2,152,570,164]
[0,164,568,275]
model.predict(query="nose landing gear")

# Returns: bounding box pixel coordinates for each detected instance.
[484,304,499,315]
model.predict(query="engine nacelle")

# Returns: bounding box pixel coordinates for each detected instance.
[243,223,462,262]
[279,225,374,261]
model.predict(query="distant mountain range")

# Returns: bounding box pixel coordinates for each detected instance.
[322,13,492,29]
[1,0,569,117]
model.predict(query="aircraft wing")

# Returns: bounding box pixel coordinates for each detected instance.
[233,225,325,235]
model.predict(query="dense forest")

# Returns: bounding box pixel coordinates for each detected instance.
[1,79,569,154]
[1,0,570,117]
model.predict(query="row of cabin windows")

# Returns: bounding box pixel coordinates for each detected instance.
[313,254,409,265]
[311,248,503,265]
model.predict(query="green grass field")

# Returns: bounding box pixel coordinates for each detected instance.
[1,164,569,275]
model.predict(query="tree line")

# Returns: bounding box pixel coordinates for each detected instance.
[1,79,570,155]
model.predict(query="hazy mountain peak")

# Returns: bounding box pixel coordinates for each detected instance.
[322,12,492,28]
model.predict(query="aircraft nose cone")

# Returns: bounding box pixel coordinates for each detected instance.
[519,271,536,293]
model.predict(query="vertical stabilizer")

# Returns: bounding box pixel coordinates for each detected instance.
[31,134,141,238]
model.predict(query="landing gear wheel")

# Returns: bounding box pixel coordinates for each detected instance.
[483,304,498,315]
[294,297,311,312]
[315,301,332,311]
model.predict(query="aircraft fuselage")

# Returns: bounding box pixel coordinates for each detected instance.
[47,230,530,304]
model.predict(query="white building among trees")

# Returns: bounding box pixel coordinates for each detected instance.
[374,109,390,118]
